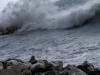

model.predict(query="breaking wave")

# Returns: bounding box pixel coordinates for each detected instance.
[0,0,100,33]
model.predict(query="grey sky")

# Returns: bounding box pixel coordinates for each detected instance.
[0,0,58,12]
[0,0,18,12]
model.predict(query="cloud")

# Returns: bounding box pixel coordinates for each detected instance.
[0,0,18,12]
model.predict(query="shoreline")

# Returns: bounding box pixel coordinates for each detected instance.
[0,56,99,75]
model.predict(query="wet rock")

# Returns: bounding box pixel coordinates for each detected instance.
[87,70,100,75]
[7,62,32,72]
[0,26,18,35]
[0,62,3,69]
[0,28,3,35]
[35,73,43,75]
[48,61,63,68]
[0,61,7,69]
[7,60,21,66]
[44,71,59,75]
[19,70,32,75]
[62,64,86,75]
[0,69,21,75]
[30,60,47,74]
[7,64,22,71]
[6,26,18,34]
[77,61,94,73]
[0,56,100,75]
[21,62,32,72]
[47,61,63,71]
[6,58,23,68]
[31,60,48,65]
[7,58,24,63]
[29,56,38,63]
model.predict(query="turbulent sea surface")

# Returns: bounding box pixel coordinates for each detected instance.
[0,0,100,67]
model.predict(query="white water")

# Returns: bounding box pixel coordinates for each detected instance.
[0,0,99,32]
[0,22,100,67]
[0,0,100,67]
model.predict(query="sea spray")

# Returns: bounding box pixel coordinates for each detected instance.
[0,0,100,33]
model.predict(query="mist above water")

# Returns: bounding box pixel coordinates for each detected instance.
[0,0,99,32]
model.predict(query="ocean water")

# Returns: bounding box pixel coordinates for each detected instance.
[0,0,100,67]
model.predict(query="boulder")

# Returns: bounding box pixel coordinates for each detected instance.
[44,71,59,75]
[6,26,18,34]
[19,70,32,75]
[7,60,21,66]
[35,73,43,75]
[7,62,32,72]
[77,61,94,73]
[47,61,63,71]
[87,70,100,75]
[0,61,7,69]
[7,64,22,71]
[61,64,86,75]
[0,69,21,75]
[48,61,63,68]
[29,56,38,63]
[0,62,3,69]
[21,62,32,72]
[30,60,47,74]
[0,28,3,34]
[0,26,18,35]
[7,58,23,63]
[0,57,99,75]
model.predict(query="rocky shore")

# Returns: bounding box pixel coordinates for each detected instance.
[0,56,99,75]
[0,26,18,35]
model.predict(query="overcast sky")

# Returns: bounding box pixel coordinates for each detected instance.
[0,0,58,12]
[0,0,18,12]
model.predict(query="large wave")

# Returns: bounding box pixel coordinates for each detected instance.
[0,0,100,34]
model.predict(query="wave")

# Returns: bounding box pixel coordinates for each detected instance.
[90,4,100,22]
[0,0,100,34]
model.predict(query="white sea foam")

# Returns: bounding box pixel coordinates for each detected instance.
[0,0,100,32]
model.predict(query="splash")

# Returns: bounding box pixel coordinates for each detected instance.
[0,0,99,34]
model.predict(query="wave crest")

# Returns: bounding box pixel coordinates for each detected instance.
[0,0,100,34]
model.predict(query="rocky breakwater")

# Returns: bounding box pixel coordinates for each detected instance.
[0,56,100,75]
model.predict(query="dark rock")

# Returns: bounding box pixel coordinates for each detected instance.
[35,73,43,75]
[48,61,63,68]
[7,58,24,63]
[30,60,47,74]
[30,60,48,74]
[44,71,58,75]
[7,64,22,71]
[29,56,38,63]
[47,61,63,71]
[18,70,32,75]
[5,26,18,34]
[0,28,3,34]
[87,70,100,75]
[6,58,24,68]
[7,60,21,66]
[21,62,32,72]
[77,61,94,73]
[0,61,7,69]
[62,64,86,75]
[0,56,99,75]
[0,62,3,69]
[59,72,68,75]
[31,60,48,65]
[7,62,32,72]
[0,69,21,75]
[0,26,18,35]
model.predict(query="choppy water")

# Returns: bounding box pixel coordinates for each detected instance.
[0,0,100,67]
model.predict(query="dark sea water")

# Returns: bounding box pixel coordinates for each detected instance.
[0,0,100,67]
